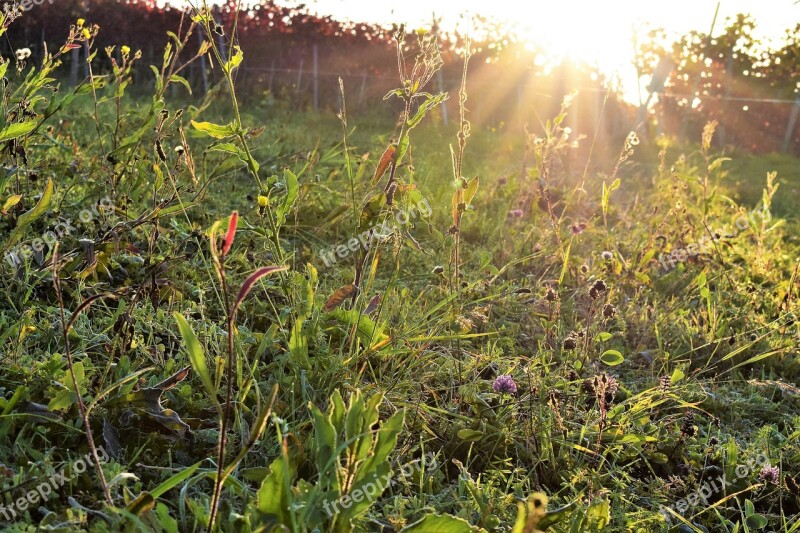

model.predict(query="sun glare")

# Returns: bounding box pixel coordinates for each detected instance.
[300,0,798,105]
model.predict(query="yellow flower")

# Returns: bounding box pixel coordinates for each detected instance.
[257,195,269,208]
[82,28,91,40]
[77,18,85,27]
[121,45,130,56]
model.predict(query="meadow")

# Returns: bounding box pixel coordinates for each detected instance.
[1,9,799,533]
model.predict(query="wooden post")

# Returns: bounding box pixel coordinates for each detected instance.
[313,45,319,112]
[268,59,276,93]
[295,57,304,95]
[83,42,89,78]
[70,47,79,86]
[359,71,367,107]
[782,97,800,153]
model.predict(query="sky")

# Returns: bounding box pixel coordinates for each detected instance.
[280,0,799,104]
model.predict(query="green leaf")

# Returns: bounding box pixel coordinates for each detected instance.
[256,456,296,523]
[407,92,448,128]
[277,169,299,225]
[289,319,310,369]
[3,178,54,251]
[292,271,314,320]
[670,368,685,384]
[401,514,478,532]
[190,120,236,139]
[343,409,405,524]
[595,332,613,342]
[0,121,37,143]
[309,402,339,492]
[225,46,244,72]
[463,176,479,209]
[209,142,259,175]
[48,389,77,412]
[168,74,192,95]
[745,514,768,529]
[48,361,85,411]
[326,309,389,349]
[600,350,624,366]
[456,429,483,442]
[173,313,217,408]
[150,461,201,498]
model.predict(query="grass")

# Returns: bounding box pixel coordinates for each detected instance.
[1,10,799,533]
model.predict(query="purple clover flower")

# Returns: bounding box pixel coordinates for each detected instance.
[493,375,517,394]
[758,465,780,484]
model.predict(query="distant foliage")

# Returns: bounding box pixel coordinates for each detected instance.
[637,15,800,154]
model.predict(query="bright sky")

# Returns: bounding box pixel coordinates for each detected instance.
[288,0,799,104]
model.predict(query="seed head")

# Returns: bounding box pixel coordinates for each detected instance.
[562,336,577,350]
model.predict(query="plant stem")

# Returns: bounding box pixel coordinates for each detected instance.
[51,243,113,506]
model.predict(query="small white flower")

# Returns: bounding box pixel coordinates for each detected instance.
[15,48,31,61]
[174,145,185,155]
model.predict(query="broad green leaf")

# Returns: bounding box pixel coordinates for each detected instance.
[190,120,236,139]
[173,313,217,408]
[48,361,85,411]
[401,514,478,532]
[3,178,54,251]
[256,456,296,522]
[456,429,483,442]
[463,176,479,208]
[209,142,259,176]
[0,121,37,143]
[745,514,768,529]
[600,350,624,366]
